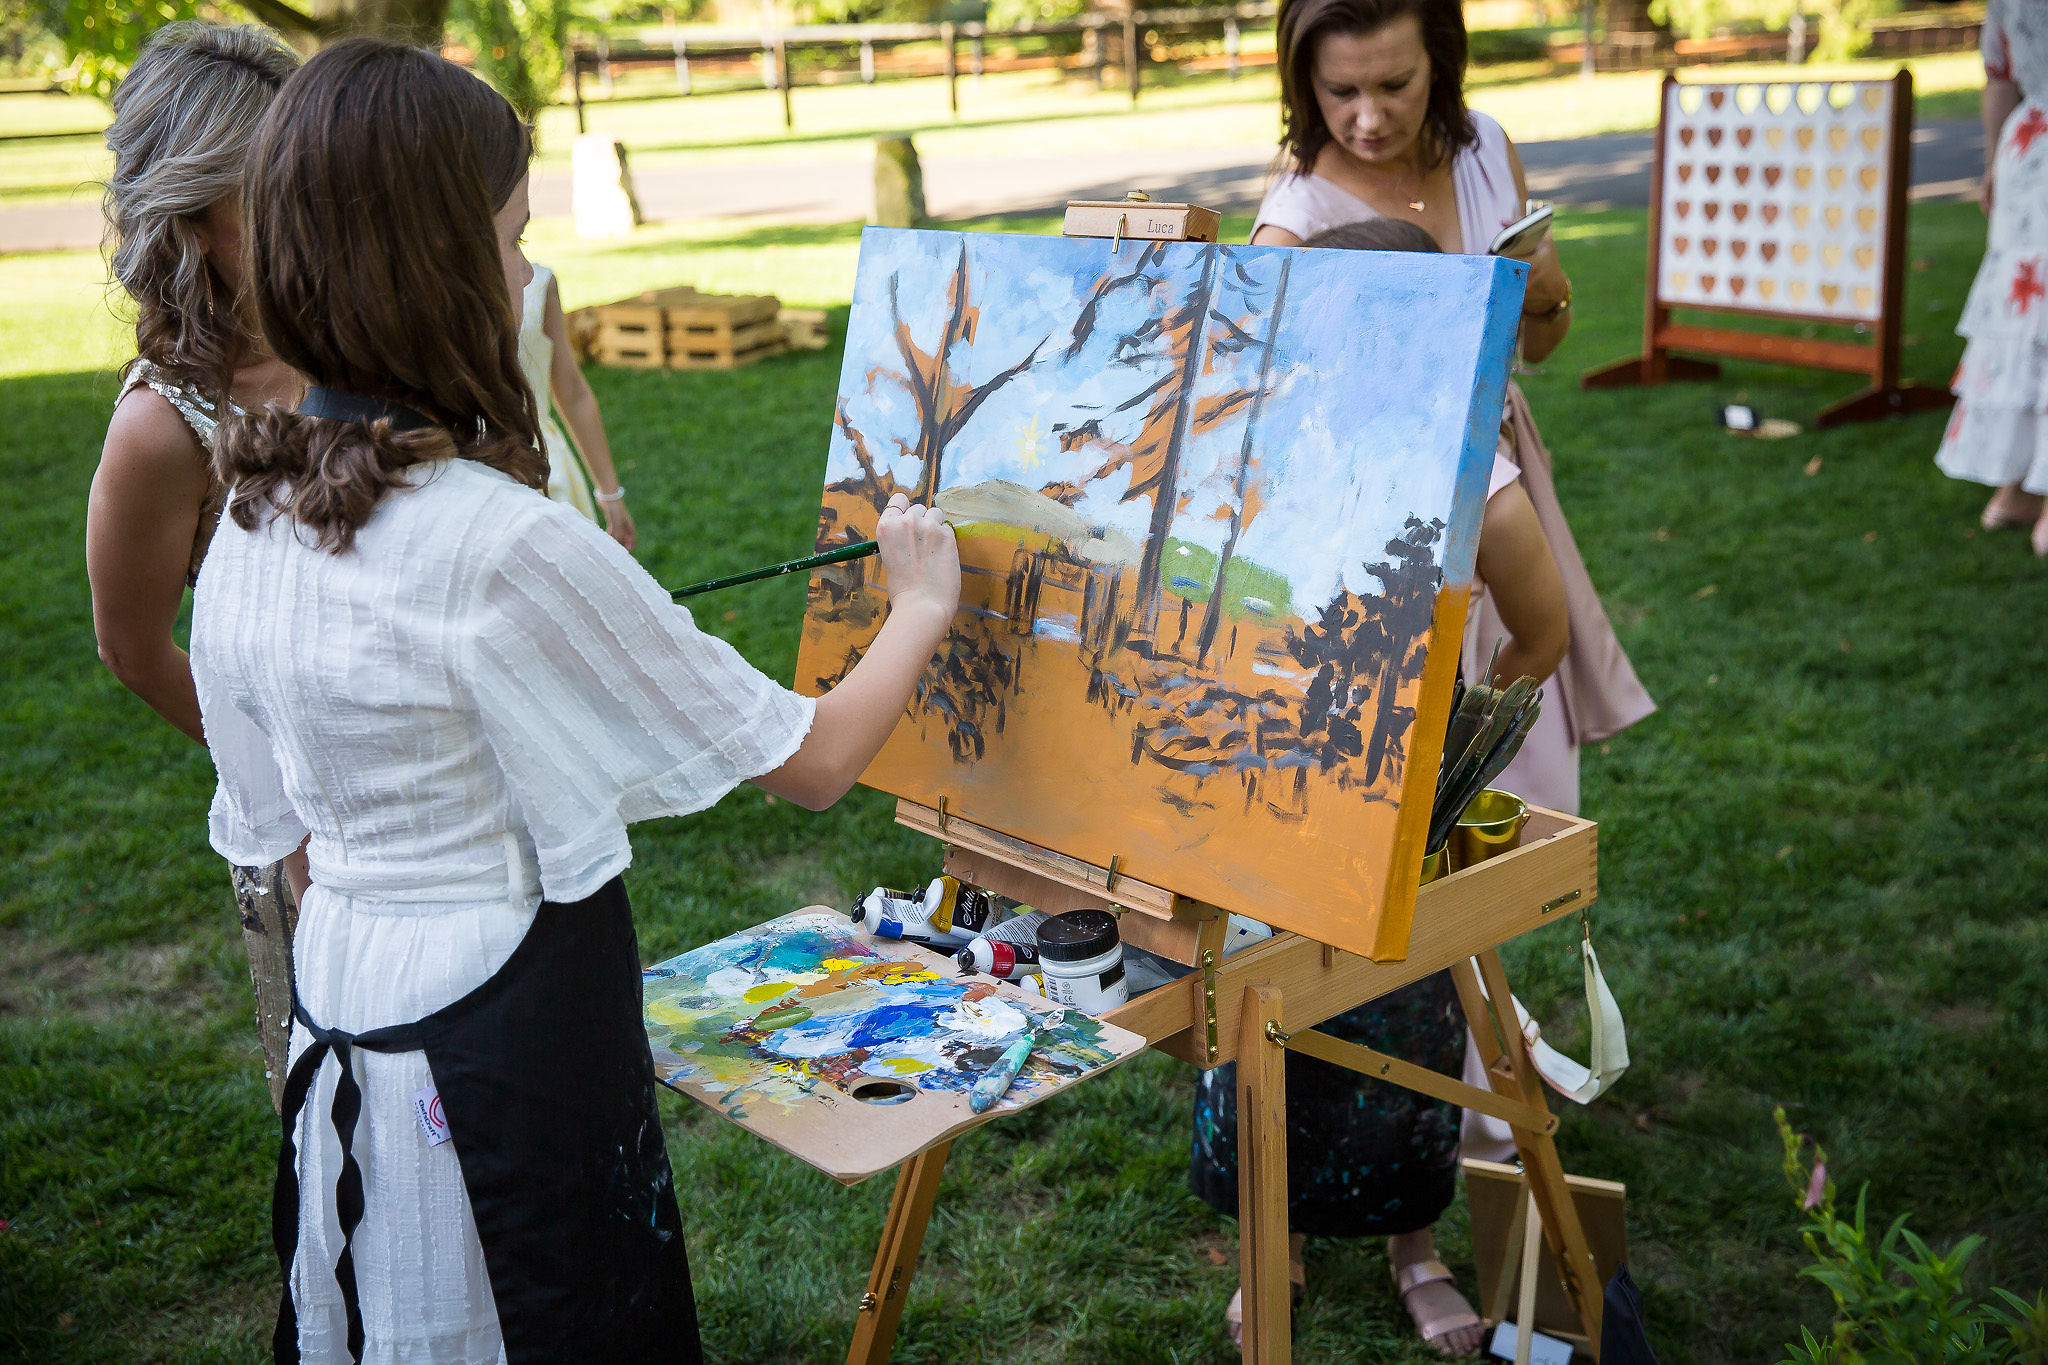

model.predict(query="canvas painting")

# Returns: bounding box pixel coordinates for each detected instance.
[644,911,1143,1181]
[796,229,1525,959]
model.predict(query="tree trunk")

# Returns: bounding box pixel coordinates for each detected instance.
[1131,246,1222,638]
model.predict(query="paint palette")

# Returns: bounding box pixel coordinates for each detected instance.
[643,910,1146,1182]
[1657,80,1895,322]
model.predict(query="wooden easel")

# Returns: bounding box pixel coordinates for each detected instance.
[844,798,1609,1364]
[1581,70,1952,428]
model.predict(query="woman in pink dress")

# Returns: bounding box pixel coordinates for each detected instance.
[1232,0,1655,1352]
[1938,0,2048,552]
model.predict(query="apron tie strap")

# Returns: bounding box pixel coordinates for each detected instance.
[275,996,437,1363]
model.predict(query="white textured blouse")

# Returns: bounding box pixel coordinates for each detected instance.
[191,457,814,1362]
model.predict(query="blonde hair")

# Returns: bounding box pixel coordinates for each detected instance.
[102,21,299,401]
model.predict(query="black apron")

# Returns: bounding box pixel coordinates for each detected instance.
[272,876,701,1364]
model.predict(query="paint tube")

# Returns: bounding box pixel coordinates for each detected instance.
[865,909,974,949]
[848,886,925,929]
[953,910,1050,978]
[921,876,1000,937]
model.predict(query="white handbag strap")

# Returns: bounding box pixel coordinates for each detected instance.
[1476,921,1629,1105]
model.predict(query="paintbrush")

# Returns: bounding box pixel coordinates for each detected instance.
[968,1008,1066,1114]
[1429,661,1543,854]
[670,539,877,600]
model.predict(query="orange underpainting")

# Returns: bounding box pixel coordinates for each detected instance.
[795,229,1525,959]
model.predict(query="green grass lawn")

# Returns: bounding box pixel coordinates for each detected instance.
[4,200,2045,1363]
[0,49,1985,210]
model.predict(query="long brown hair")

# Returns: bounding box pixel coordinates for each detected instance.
[215,38,543,552]
[1276,0,1476,177]
[103,21,298,403]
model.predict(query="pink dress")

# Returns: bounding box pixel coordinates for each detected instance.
[1257,111,1654,816]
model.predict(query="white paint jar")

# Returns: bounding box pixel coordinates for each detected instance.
[1035,909,1128,1014]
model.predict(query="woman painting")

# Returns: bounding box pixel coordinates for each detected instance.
[198,40,958,1360]
[85,20,305,1108]
[1937,0,2048,552]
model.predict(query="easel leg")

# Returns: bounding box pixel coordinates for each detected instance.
[1513,1192,1543,1365]
[1237,986,1290,1365]
[1451,954,1605,1356]
[846,1139,951,1365]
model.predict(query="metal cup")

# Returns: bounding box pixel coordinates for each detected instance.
[1420,846,1450,886]
[1452,789,1529,870]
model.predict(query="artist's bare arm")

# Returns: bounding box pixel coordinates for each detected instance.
[543,278,635,550]
[1474,482,1569,686]
[1504,138,1572,366]
[1983,77,2023,212]
[283,842,311,906]
[87,390,211,743]
[1250,225,1305,247]
[753,495,960,810]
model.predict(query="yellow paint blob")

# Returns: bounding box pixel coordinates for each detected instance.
[743,981,797,1003]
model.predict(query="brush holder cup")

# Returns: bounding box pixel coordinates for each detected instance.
[1451,789,1529,871]
[1420,846,1451,886]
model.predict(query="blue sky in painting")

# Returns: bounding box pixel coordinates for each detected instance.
[829,228,1521,612]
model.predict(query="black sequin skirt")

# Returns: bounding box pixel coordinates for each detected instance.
[1189,970,1465,1238]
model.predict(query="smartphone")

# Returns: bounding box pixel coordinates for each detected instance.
[1489,203,1555,258]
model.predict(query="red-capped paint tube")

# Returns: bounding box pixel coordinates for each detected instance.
[954,909,1050,978]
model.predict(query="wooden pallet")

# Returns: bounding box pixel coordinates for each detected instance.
[666,295,784,369]
[781,307,832,351]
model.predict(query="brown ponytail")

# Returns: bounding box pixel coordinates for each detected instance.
[215,39,544,553]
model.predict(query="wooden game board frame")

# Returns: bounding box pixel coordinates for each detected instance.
[840,799,1609,1365]
[1581,70,1953,428]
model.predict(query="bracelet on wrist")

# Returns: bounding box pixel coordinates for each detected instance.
[1524,291,1571,322]
[594,485,626,504]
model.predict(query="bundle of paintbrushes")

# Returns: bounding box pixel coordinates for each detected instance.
[1428,650,1543,855]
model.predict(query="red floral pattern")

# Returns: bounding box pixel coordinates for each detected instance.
[2013,107,2048,157]
[2011,259,2046,315]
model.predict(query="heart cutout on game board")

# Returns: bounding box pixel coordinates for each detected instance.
[1674,235,1690,254]
[1792,242,1811,264]
[1855,246,1875,270]
[1826,205,1844,228]
[1795,167,1814,188]
[1827,167,1846,190]
[1797,127,1816,150]
[1679,86,1706,114]
[1790,280,1809,301]
[1709,89,1727,110]
[1674,198,1691,218]
[1857,207,1877,232]
[1732,240,1748,258]
[1702,236,1719,256]
[1797,84,1825,114]
[1759,279,1777,300]
[1859,166,1879,190]
[1706,165,1722,183]
[1733,203,1750,222]
[1823,245,1843,268]
[1707,127,1723,147]
[1792,205,1812,228]
[1678,163,1695,182]
[1862,86,1884,111]
[1737,127,1755,149]
[1828,83,1855,110]
[1767,85,1794,115]
[1730,275,1747,296]
[1737,85,1763,115]
[1669,271,1691,291]
[1829,127,1849,152]
[1704,202,1720,220]
[1735,164,1752,185]
[1854,286,1875,309]
[1764,165,1783,187]
[1701,273,1717,292]
[1763,204,1781,224]
[1761,241,1779,262]
[1861,126,1881,151]
[1680,126,1696,146]
[1821,282,1841,305]
[1767,126,1786,148]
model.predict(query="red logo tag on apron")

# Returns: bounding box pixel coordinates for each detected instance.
[414,1084,452,1147]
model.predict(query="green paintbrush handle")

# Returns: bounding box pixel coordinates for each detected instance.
[670,540,879,600]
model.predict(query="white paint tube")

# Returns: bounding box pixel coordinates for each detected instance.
[954,910,1050,978]
[849,885,974,949]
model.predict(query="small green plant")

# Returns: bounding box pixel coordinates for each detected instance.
[1773,1107,2048,1365]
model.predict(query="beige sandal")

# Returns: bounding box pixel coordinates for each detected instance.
[1223,1245,1306,1347]
[1393,1258,1482,1357]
